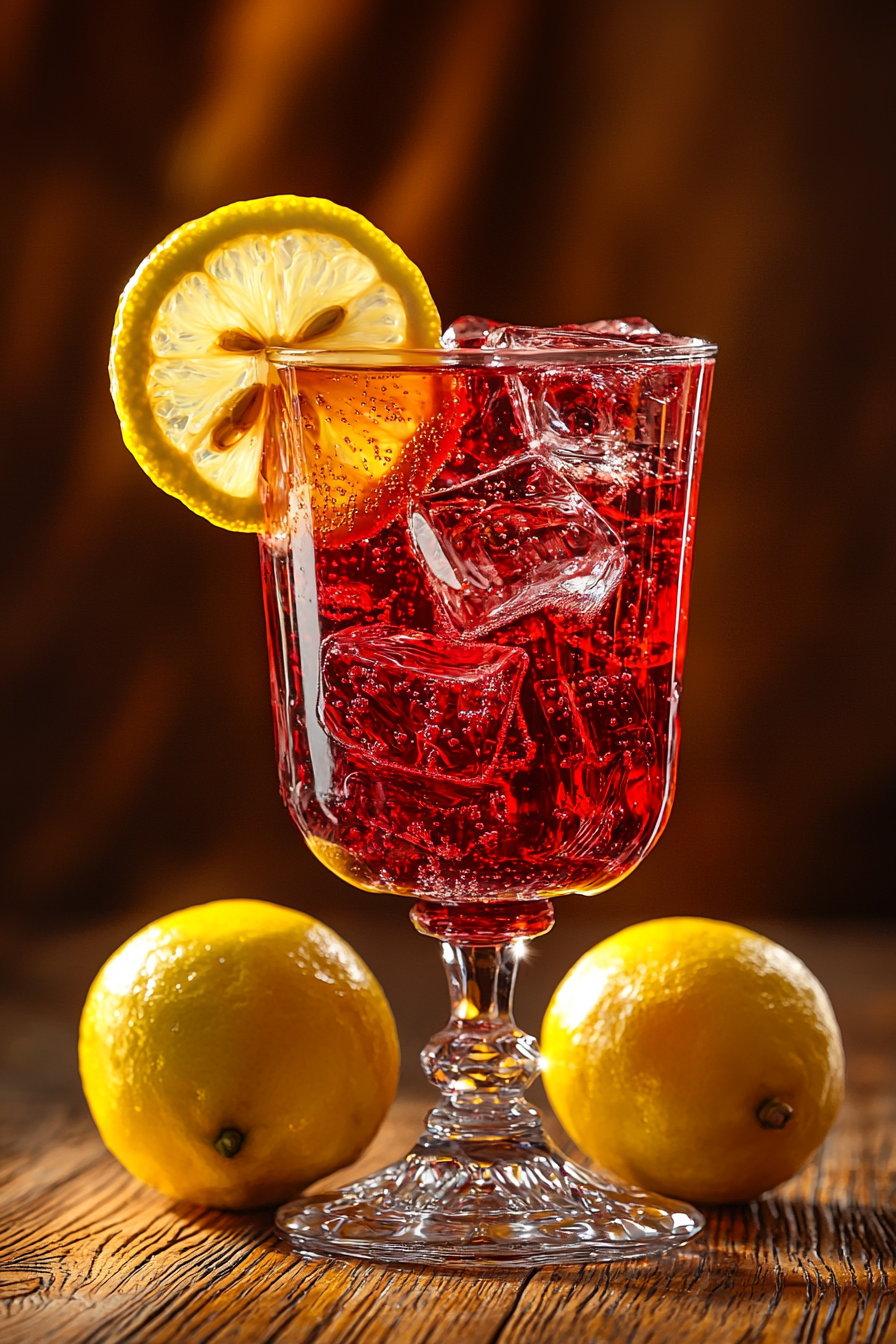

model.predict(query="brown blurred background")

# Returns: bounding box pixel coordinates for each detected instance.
[1,0,894,981]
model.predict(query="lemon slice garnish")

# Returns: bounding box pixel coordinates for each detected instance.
[109,196,441,532]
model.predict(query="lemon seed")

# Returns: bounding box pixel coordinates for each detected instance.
[217,329,265,353]
[211,384,266,450]
[295,306,346,343]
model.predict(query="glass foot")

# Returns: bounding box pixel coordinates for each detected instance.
[276,1119,703,1267]
[277,911,704,1267]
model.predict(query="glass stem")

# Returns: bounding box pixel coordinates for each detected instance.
[420,941,543,1141]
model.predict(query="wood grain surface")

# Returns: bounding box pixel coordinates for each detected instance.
[0,922,893,1343]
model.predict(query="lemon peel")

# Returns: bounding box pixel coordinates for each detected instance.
[79,899,399,1209]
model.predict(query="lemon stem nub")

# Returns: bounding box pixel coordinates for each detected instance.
[214,1128,244,1158]
[756,1097,793,1129]
[295,305,346,342]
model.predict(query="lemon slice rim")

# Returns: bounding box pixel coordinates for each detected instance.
[109,195,442,533]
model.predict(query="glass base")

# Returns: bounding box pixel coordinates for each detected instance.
[278,912,704,1268]
[276,1113,703,1268]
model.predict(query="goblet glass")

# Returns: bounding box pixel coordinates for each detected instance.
[260,333,715,1266]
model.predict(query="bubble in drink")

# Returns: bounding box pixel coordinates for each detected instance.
[409,453,624,637]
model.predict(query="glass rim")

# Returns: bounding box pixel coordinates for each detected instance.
[266,341,717,369]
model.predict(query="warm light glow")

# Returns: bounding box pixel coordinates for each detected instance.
[550,961,613,1033]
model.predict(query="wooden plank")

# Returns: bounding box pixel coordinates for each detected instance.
[491,1091,895,1344]
[0,1087,893,1344]
[1,920,894,1344]
[0,1102,525,1344]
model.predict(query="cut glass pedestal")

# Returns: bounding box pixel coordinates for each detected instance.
[276,1111,703,1268]
[276,922,703,1268]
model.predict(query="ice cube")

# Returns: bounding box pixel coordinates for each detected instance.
[484,318,701,350]
[583,317,660,339]
[533,671,661,858]
[335,765,512,861]
[530,360,691,481]
[534,672,657,766]
[441,315,506,349]
[581,317,705,348]
[409,453,624,637]
[484,325,634,351]
[532,678,585,767]
[535,364,641,446]
[319,626,527,782]
[482,321,696,480]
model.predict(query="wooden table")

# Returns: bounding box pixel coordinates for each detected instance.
[1,914,893,1343]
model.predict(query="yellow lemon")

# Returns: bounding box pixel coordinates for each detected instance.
[109,195,442,533]
[79,899,399,1208]
[542,917,844,1203]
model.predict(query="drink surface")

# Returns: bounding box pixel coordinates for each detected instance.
[261,324,714,902]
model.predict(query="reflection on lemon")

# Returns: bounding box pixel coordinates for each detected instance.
[542,918,844,1203]
[79,899,399,1209]
[109,195,441,531]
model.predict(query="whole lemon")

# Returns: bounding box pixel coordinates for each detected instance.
[542,918,844,1203]
[79,899,399,1208]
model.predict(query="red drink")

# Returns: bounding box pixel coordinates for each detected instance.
[261,328,714,915]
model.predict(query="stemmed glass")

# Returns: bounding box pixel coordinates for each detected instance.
[259,332,715,1266]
